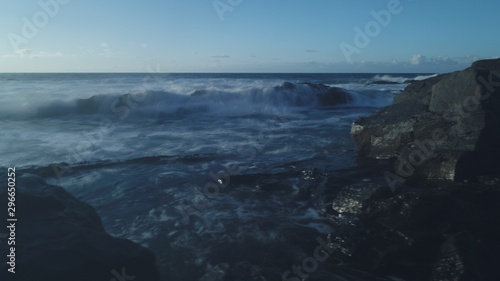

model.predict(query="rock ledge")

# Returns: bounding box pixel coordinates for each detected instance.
[351,59,500,182]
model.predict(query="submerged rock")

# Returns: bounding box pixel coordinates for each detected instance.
[274,82,353,106]
[297,82,353,106]
[316,86,353,106]
[351,59,500,181]
[0,173,159,281]
[273,81,297,91]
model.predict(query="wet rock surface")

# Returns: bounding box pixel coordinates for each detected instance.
[351,59,500,182]
[314,163,500,281]
[0,173,159,281]
[342,59,500,280]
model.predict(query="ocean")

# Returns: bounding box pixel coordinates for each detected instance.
[0,72,435,280]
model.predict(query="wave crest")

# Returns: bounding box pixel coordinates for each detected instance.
[371,73,438,84]
[32,82,353,119]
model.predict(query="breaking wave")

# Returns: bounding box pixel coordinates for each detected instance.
[371,73,438,84]
[4,82,358,120]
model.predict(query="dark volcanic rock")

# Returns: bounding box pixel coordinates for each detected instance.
[321,179,500,281]
[299,82,353,106]
[351,59,500,181]
[393,74,449,105]
[343,59,500,280]
[274,82,353,106]
[316,86,353,106]
[0,173,159,281]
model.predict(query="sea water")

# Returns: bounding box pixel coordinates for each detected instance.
[0,72,435,280]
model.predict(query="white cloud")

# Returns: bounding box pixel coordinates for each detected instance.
[101,49,114,57]
[140,43,148,48]
[16,49,32,57]
[455,55,480,64]
[101,42,109,47]
[410,54,426,65]
[2,49,63,59]
[433,56,458,65]
[409,54,462,66]
[31,51,63,59]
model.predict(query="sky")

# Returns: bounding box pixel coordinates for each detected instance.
[0,0,499,73]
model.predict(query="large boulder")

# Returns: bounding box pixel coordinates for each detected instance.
[351,59,500,182]
[0,173,159,281]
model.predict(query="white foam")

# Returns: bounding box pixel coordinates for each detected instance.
[371,73,438,83]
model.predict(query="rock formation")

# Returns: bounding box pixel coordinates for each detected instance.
[0,173,159,281]
[319,179,500,281]
[334,59,500,280]
[351,59,500,183]
[275,82,354,106]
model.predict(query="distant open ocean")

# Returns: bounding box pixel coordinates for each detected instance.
[0,72,436,280]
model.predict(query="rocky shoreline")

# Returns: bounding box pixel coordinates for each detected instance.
[351,59,500,183]
[2,61,499,281]
[334,59,500,280]
[0,173,159,281]
[314,162,500,281]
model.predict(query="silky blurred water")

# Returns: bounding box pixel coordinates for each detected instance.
[0,72,432,280]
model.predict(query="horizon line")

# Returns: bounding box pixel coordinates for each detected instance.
[0,71,440,74]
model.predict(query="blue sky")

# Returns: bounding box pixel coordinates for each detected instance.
[1,0,499,73]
